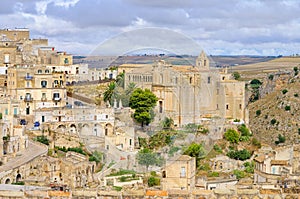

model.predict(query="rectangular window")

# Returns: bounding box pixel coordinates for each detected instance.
[64,58,69,64]
[53,93,60,99]
[14,108,18,115]
[159,101,163,113]
[208,76,211,84]
[5,108,8,115]
[180,167,186,177]
[226,104,229,110]
[25,93,31,99]
[41,81,47,88]
[4,54,9,63]
[42,116,45,122]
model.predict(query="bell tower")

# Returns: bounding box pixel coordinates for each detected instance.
[196,50,209,70]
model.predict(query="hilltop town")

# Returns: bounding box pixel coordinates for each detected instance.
[1,28,300,199]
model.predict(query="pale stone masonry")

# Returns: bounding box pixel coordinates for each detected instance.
[161,155,196,190]
[121,51,246,126]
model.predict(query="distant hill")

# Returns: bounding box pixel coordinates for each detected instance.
[73,55,280,69]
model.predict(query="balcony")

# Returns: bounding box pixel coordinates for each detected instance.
[53,97,61,102]
[24,97,33,102]
[25,75,33,80]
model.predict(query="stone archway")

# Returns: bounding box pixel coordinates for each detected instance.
[57,124,67,133]
[69,124,77,134]
[16,173,22,182]
[94,123,103,137]
[5,178,10,184]
[80,124,91,136]
[104,123,113,136]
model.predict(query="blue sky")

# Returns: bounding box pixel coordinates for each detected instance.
[1,0,300,56]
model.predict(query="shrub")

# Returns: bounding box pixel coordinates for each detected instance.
[238,124,251,137]
[285,106,291,111]
[36,135,49,145]
[232,72,241,80]
[275,134,286,145]
[12,182,25,185]
[252,138,261,148]
[120,176,127,182]
[89,151,102,163]
[208,171,219,177]
[68,147,86,155]
[213,144,222,153]
[282,89,288,94]
[256,110,261,116]
[233,170,245,179]
[294,93,299,97]
[294,67,298,76]
[250,79,262,85]
[198,162,211,171]
[244,161,255,173]
[224,129,240,144]
[270,118,277,125]
[148,176,160,187]
[113,186,122,191]
[234,118,240,122]
[227,149,251,161]
[150,171,157,176]
[268,74,274,80]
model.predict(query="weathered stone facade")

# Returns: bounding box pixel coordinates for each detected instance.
[122,51,246,127]
[161,155,196,191]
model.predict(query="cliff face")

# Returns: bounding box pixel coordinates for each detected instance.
[248,69,300,146]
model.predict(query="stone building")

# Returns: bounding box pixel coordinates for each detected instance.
[0,98,28,158]
[6,66,67,125]
[34,106,114,137]
[89,67,118,81]
[253,145,300,186]
[161,155,196,190]
[122,51,246,127]
[1,151,96,189]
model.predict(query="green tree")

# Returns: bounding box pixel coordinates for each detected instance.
[282,89,288,95]
[233,170,245,179]
[148,176,160,187]
[275,134,286,145]
[89,151,103,164]
[256,110,261,116]
[268,74,274,80]
[227,149,251,161]
[137,148,161,170]
[116,72,125,88]
[224,129,240,144]
[250,79,262,85]
[232,72,241,80]
[162,117,174,130]
[103,82,116,104]
[129,88,158,126]
[183,143,206,160]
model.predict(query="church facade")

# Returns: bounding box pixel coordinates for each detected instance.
[122,51,246,127]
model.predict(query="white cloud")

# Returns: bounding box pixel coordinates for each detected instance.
[1,0,300,55]
[53,0,80,8]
